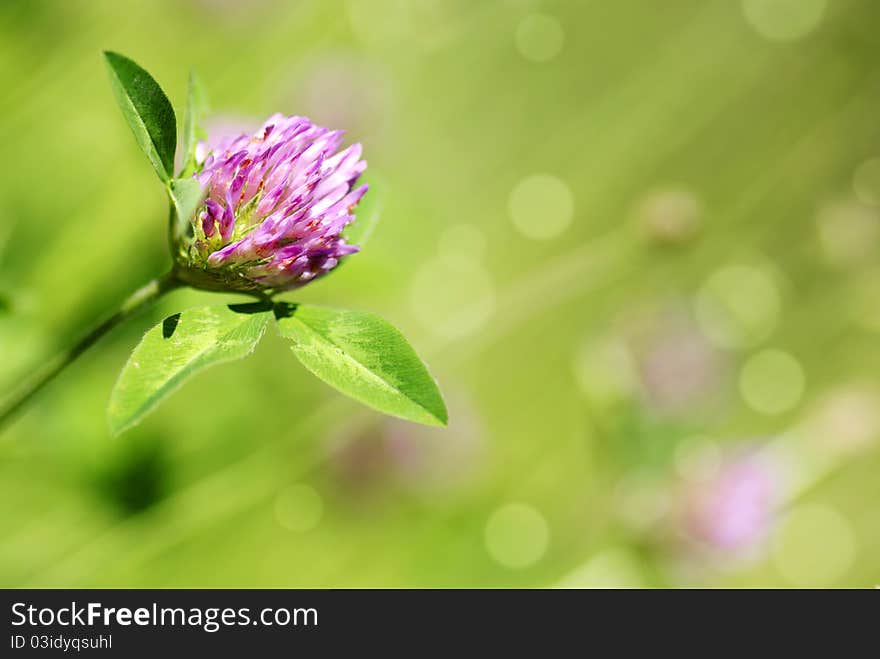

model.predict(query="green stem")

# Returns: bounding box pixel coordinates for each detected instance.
[0,271,181,432]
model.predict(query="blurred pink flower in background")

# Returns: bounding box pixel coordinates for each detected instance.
[325,393,484,498]
[635,187,703,246]
[679,449,781,559]
[325,423,390,495]
[629,307,729,416]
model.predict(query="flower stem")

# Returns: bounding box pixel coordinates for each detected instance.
[0,271,181,432]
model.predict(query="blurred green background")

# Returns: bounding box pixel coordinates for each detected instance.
[2,0,880,588]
